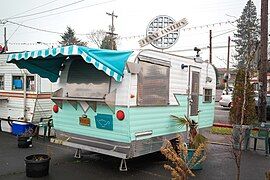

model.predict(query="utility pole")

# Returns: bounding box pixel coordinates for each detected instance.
[106,11,118,50]
[258,0,268,122]
[209,30,212,64]
[4,27,7,52]
[226,36,230,95]
[259,0,268,122]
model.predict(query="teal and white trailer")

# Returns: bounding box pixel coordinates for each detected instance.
[7,45,216,170]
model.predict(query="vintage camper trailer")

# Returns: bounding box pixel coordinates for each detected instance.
[7,45,216,170]
[0,53,52,133]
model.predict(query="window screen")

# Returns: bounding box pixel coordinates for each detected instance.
[137,60,170,106]
[204,89,212,103]
[66,58,111,98]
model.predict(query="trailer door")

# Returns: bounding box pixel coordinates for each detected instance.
[189,67,201,121]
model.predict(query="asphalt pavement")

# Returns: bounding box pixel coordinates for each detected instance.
[1,129,270,180]
[214,102,230,124]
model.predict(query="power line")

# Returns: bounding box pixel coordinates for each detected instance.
[5,0,59,19]
[166,45,237,53]
[4,19,237,40]
[5,0,87,20]
[6,20,63,34]
[20,0,116,23]
[212,29,237,38]
[120,21,236,40]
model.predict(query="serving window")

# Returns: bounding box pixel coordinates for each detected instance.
[66,58,111,98]
[137,57,170,106]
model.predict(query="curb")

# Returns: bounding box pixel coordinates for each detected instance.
[213,123,232,128]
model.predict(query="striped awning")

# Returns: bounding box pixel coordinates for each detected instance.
[7,45,133,82]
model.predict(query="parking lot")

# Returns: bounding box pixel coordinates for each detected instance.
[1,129,270,180]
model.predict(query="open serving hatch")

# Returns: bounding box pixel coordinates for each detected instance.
[7,45,133,113]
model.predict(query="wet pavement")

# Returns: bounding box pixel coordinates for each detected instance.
[1,129,270,180]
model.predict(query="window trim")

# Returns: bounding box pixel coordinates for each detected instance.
[12,75,24,91]
[203,88,213,103]
[26,75,36,92]
[137,58,170,106]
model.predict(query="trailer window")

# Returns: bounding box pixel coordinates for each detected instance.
[12,76,23,90]
[0,75,4,90]
[137,60,170,106]
[66,58,110,98]
[26,76,35,91]
[204,88,212,103]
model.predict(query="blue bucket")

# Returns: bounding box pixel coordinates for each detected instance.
[12,122,33,136]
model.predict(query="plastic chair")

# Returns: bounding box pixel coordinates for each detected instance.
[249,123,270,155]
[36,117,53,141]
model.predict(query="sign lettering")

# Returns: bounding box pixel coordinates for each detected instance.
[139,18,188,48]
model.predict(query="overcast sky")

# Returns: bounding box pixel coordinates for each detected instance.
[0,0,265,67]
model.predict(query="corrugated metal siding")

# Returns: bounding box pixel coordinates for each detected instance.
[0,97,35,120]
[169,65,188,105]
[114,72,130,106]
[200,63,216,97]
[129,95,189,141]
[53,103,131,143]
[40,76,53,93]
[129,94,215,141]
[197,96,215,128]
[0,101,8,118]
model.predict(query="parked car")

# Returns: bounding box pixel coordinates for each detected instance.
[222,86,234,95]
[220,93,270,120]
[219,94,232,108]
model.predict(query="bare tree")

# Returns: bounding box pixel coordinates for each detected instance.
[87,30,106,48]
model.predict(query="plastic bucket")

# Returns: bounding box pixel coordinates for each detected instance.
[25,154,51,177]
[12,122,32,136]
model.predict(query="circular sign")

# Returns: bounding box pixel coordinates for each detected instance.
[146,15,180,49]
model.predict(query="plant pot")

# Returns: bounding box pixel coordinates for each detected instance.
[187,149,205,170]
[18,136,32,148]
[232,124,251,150]
[24,154,51,177]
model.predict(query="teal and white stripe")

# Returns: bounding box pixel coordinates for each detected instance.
[7,45,132,82]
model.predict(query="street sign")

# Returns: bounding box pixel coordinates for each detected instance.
[139,16,188,49]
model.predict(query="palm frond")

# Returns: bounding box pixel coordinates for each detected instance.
[171,115,189,128]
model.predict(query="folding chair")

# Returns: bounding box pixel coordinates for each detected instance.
[249,123,270,155]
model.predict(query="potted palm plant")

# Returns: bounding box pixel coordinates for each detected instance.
[161,135,206,179]
[170,115,207,170]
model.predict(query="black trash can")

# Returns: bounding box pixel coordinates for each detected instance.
[24,154,51,177]
[18,137,32,148]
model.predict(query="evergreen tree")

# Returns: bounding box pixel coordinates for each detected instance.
[229,68,258,125]
[233,0,260,68]
[59,26,87,46]
[100,35,117,50]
